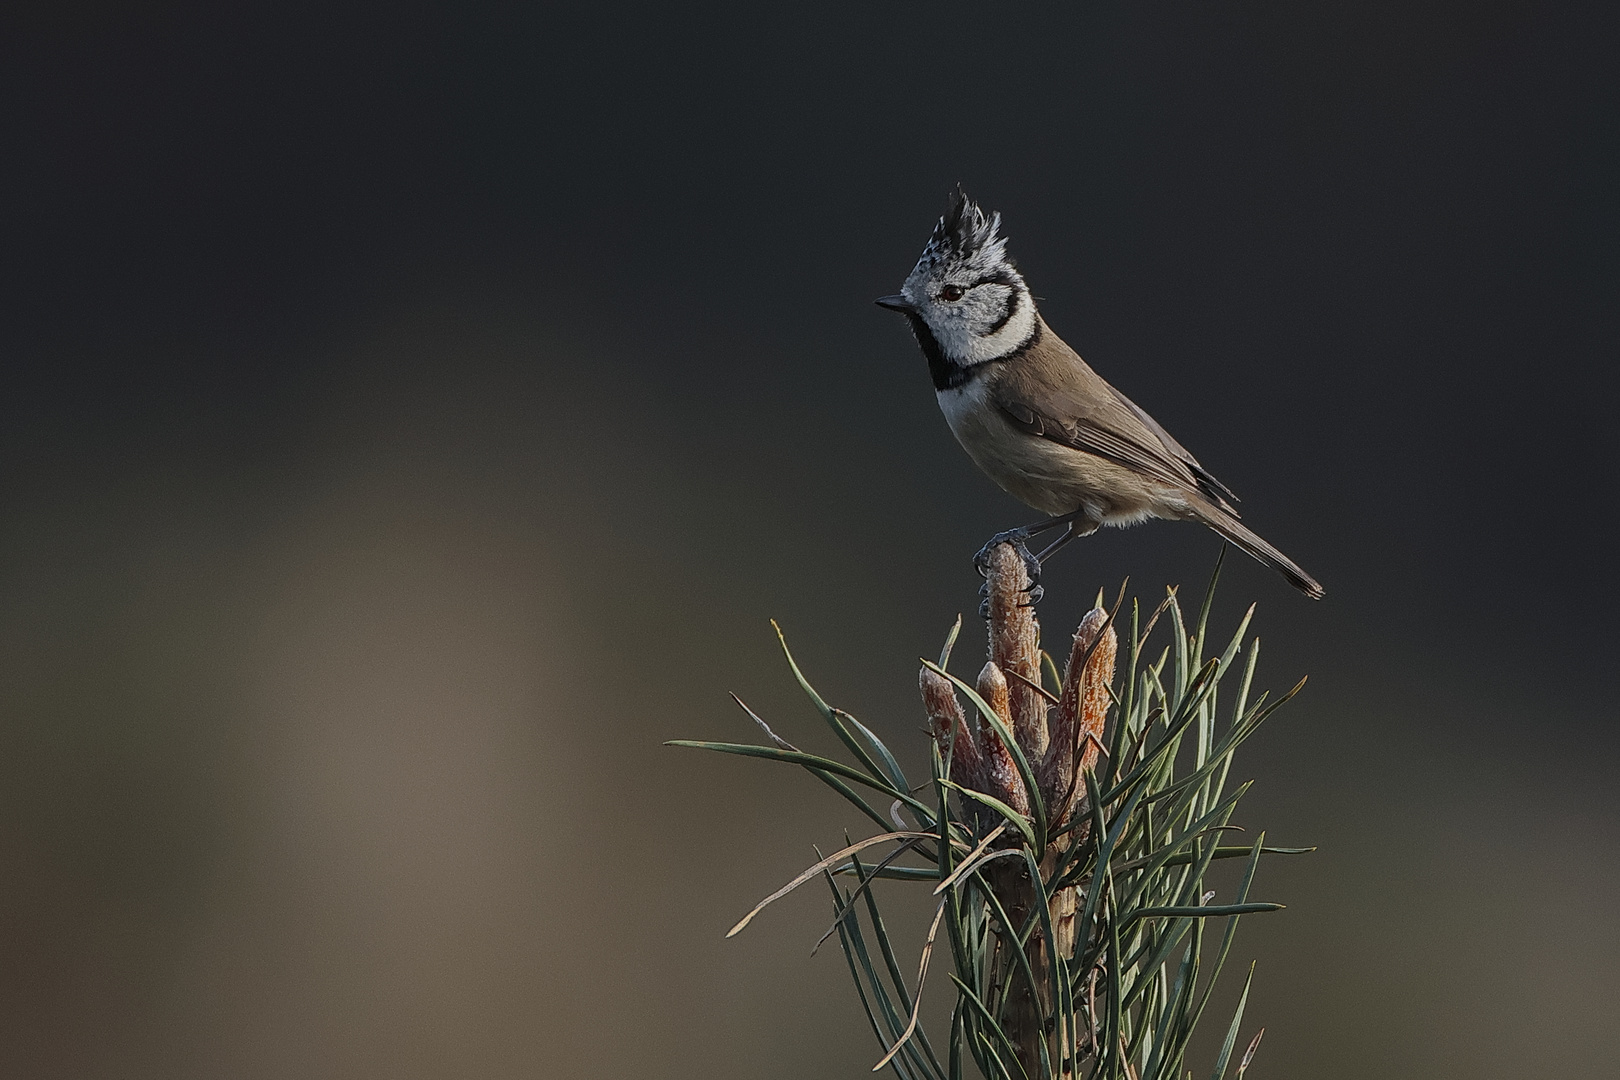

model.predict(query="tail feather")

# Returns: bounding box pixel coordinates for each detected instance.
[1197,506,1324,600]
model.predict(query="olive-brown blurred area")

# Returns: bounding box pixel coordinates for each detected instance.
[2,2,1616,1076]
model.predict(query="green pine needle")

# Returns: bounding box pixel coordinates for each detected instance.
[675,565,1309,1079]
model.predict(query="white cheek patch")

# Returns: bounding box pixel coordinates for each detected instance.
[962,290,1035,364]
[921,286,1036,366]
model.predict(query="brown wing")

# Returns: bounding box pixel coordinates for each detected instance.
[992,323,1241,514]
[1109,387,1241,508]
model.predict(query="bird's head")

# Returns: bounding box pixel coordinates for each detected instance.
[877,189,1037,368]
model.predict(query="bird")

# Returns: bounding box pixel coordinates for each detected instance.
[876,190,1324,600]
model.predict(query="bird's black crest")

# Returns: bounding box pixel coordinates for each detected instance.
[918,187,1006,269]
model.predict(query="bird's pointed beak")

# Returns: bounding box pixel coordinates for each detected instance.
[875,294,917,314]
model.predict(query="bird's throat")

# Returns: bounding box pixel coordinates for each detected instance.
[908,314,1041,391]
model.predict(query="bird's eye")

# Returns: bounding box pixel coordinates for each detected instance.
[940,285,964,302]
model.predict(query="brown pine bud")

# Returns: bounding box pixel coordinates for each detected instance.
[1040,608,1117,821]
[982,542,1048,760]
[976,660,1012,731]
[1075,621,1117,779]
[975,661,1030,816]
[920,667,981,786]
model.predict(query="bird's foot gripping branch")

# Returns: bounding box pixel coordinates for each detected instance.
[670,548,1311,1080]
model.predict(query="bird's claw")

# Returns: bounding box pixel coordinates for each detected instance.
[978,573,1044,617]
[1016,542,1043,586]
[973,528,1032,578]
[974,531,1045,616]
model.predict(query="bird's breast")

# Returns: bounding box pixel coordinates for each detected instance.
[936,380,1080,516]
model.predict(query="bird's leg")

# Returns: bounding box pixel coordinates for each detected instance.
[1034,522,1081,564]
[972,509,1087,578]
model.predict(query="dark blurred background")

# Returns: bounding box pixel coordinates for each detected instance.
[2,2,1617,1076]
